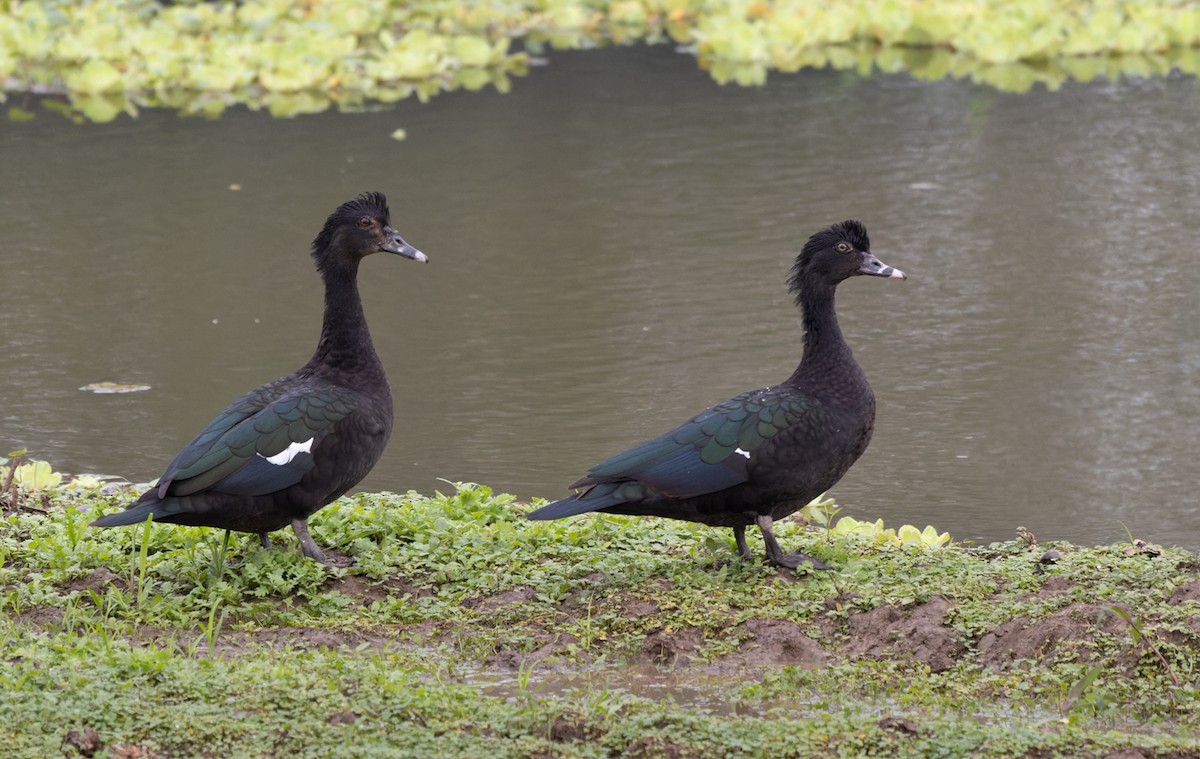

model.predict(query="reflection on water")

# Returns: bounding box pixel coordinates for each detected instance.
[2,47,1199,549]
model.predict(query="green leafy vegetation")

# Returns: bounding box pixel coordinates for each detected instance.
[3,0,1200,122]
[2,456,1199,756]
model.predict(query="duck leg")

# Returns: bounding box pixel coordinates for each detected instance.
[733,525,754,560]
[754,515,832,570]
[259,532,271,549]
[290,518,329,564]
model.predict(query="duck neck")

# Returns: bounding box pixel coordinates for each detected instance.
[309,260,385,382]
[789,281,858,383]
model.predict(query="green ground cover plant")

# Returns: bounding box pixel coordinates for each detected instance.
[3,0,1200,121]
[2,456,1199,757]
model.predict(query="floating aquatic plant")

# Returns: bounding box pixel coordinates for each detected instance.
[2,0,1199,121]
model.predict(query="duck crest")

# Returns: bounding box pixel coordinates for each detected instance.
[788,220,869,300]
[310,193,392,279]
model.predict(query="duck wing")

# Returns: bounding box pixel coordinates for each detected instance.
[528,387,814,519]
[156,380,360,499]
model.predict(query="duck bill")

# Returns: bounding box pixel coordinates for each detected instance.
[381,227,429,263]
[859,253,905,279]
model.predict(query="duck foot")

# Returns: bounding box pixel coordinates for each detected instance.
[776,551,833,571]
[754,515,833,571]
[291,518,337,566]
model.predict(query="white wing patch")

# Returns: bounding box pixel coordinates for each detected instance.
[263,438,314,465]
[734,447,751,459]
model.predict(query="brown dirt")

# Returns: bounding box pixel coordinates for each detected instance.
[637,627,704,667]
[63,567,127,595]
[545,713,602,743]
[724,618,826,667]
[465,585,538,612]
[323,573,432,603]
[14,605,65,630]
[618,597,660,618]
[485,631,580,671]
[842,595,964,673]
[878,716,920,735]
[213,625,399,654]
[976,602,1127,669]
[17,564,1200,682]
[63,725,102,757]
[1168,579,1200,606]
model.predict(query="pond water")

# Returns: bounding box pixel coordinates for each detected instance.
[3,46,1200,550]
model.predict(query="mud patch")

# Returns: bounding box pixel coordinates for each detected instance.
[214,625,397,655]
[545,713,601,742]
[1168,580,1200,606]
[976,602,1126,669]
[843,596,963,672]
[466,585,537,612]
[638,627,703,667]
[618,597,660,618]
[62,567,126,595]
[14,605,65,630]
[720,618,825,667]
[485,632,580,671]
[63,725,101,756]
[325,573,432,604]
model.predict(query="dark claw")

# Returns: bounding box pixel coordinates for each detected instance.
[776,551,834,571]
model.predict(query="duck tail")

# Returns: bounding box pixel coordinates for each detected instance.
[525,486,627,520]
[89,498,163,527]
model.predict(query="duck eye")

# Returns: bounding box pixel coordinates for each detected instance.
[836,242,850,253]
[358,217,373,229]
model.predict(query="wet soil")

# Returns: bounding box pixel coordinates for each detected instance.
[30,566,1200,681]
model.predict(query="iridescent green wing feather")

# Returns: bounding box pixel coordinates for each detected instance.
[158,381,359,497]
[580,387,814,499]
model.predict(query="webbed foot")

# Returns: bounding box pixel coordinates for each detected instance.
[776,551,833,571]
[754,514,833,571]
[291,518,333,566]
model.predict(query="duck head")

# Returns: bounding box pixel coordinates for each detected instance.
[789,219,904,301]
[312,192,428,274]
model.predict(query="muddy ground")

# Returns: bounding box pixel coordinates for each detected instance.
[33,565,1200,678]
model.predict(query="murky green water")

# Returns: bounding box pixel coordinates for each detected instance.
[4,47,1199,549]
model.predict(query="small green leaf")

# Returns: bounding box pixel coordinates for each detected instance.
[13,460,62,492]
[67,59,123,95]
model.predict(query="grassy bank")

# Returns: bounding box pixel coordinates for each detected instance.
[4,0,1200,121]
[2,471,1199,757]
